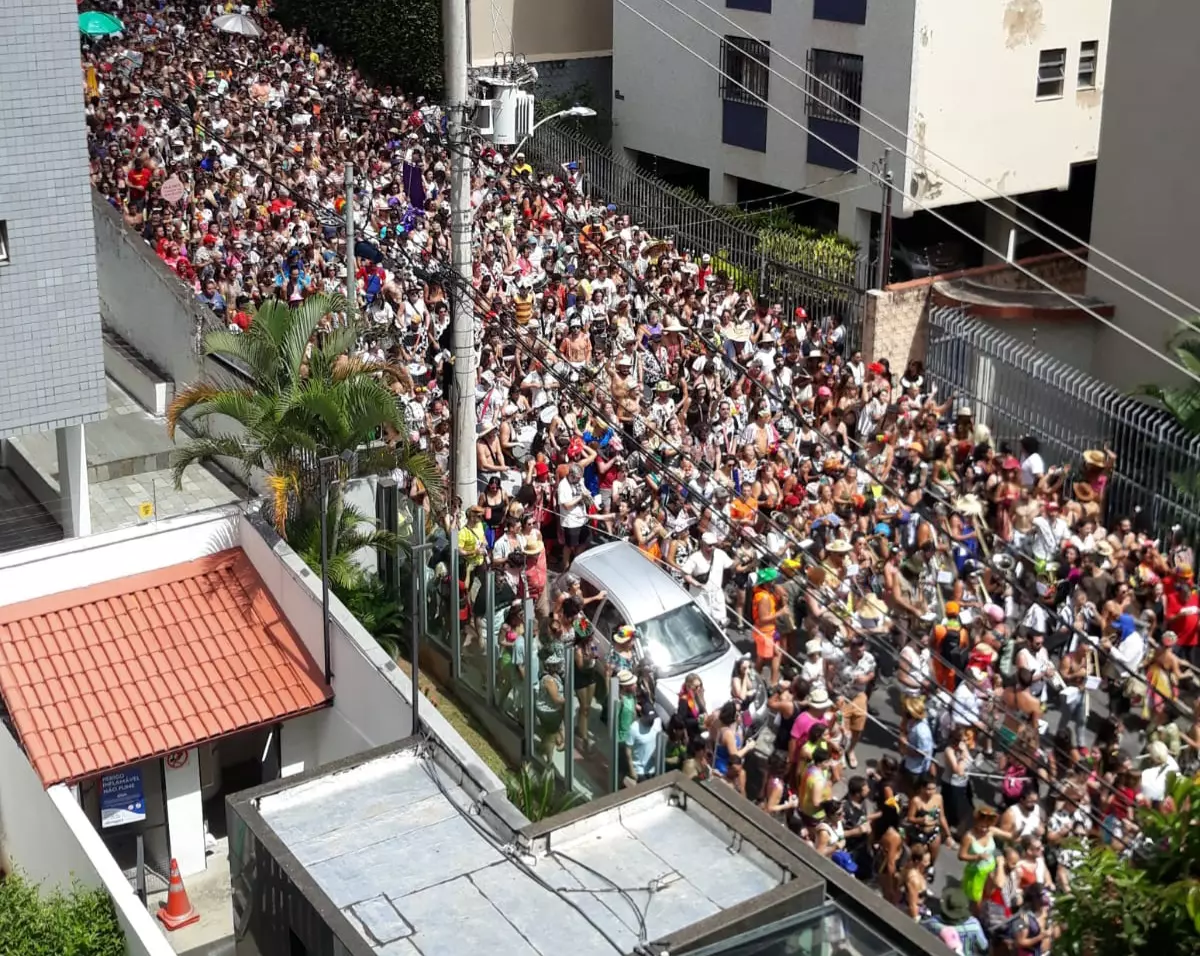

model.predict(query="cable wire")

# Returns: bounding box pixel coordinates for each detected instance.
[663,0,1200,333]
[613,0,1200,385]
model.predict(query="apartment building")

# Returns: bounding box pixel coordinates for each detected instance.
[612,0,1109,260]
[0,0,107,537]
[1086,0,1199,390]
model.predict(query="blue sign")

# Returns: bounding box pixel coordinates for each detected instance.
[100,769,146,829]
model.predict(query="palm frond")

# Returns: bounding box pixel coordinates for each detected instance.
[265,472,298,535]
[166,383,224,439]
[170,434,255,489]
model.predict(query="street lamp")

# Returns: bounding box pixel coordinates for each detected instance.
[512,105,597,156]
[319,450,357,686]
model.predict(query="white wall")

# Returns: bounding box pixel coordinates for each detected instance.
[0,726,174,956]
[163,749,205,878]
[1086,0,1199,390]
[0,507,240,609]
[904,0,1108,215]
[977,316,1097,373]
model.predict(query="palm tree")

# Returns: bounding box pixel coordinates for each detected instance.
[166,293,445,528]
[503,764,586,822]
[1138,317,1200,434]
[1138,318,1200,494]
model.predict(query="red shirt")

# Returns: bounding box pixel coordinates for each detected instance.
[127,167,151,195]
[1165,585,1200,646]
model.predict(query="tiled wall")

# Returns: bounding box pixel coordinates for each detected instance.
[0,0,106,438]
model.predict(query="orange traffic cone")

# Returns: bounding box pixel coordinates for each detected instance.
[157,858,200,930]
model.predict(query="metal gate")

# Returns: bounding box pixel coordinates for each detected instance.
[925,305,1200,535]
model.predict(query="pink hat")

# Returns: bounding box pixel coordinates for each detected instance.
[984,603,1005,625]
[817,386,832,397]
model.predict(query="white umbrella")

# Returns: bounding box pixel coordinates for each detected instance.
[212,13,263,37]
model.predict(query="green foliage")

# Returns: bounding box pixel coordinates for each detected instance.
[0,872,125,956]
[288,496,402,593]
[758,226,860,283]
[338,574,405,659]
[167,293,445,524]
[503,764,586,822]
[1136,317,1200,495]
[271,0,444,96]
[1054,773,1200,956]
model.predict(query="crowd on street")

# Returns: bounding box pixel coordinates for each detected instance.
[82,3,1200,952]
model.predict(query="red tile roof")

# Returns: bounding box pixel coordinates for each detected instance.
[0,549,331,786]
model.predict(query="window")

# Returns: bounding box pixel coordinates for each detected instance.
[1036,48,1066,98]
[813,0,867,25]
[805,49,864,124]
[727,0,771,12]
[1078,40,1098,89]
[720,36,770,105]
[0,222,8,265]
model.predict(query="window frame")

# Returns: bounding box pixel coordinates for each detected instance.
[719,36,771,106]
[0,222,8,266]
[1036,47,1067,99]
[805,49,864,125]
[1077,40,1099,90]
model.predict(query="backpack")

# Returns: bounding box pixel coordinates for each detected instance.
[1002,762,1029,800]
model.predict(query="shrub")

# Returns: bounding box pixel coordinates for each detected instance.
[0,871,125,956]
[271,0,444,96]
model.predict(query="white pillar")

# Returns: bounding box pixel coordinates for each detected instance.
[163,749,206,877]
[55,424,90,538]
[837,200,873,257]
[709,170,737,204]
[983,198,1019,265]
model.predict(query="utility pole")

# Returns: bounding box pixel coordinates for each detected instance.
[444,0,477,507]
[876,148,894,290]
[344,162,356,322]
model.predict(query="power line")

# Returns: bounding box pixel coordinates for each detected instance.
[675,0,1200,335]
[612,0,1200,387]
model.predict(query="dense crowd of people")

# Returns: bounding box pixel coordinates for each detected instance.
[82,3,1200,952]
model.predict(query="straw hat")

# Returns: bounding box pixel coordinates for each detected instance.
[664,318,687,333]
[859,593,889,623]
[1073,482,1097,503]
[1082,449,1107,468]
[613,624,636,646]
[805,638,823,656]
[902,695,927,719]
[654,380,675,393]
[617,669,638,688]
[808,687,833,711]
[953,494,985,520]
[826,538,851,554]
[523,538,544,556]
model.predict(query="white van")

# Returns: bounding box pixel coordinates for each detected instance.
[568,541,764,724]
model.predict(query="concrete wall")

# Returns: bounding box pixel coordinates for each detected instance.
[864,251,1093,371]
[0,0,107,438]
[1087,0,1200,390]
[91,192,210,393]
[0,725,175,956]
[904,0,1108,214]
[470,0,612,65]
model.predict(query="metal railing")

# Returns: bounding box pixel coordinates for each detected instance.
[526,123,871,354]
[925,305,1200,535]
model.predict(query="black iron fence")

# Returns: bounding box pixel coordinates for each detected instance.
[925,305,1200,535]
[526,123,871,353]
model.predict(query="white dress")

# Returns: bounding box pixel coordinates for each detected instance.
[683,548,733,626]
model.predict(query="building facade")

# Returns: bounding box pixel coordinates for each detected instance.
[611,0,1109,256]
[0,0,107,535]
[1086,0,1199,389]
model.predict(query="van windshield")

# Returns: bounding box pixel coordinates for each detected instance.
[639,603,728,677]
